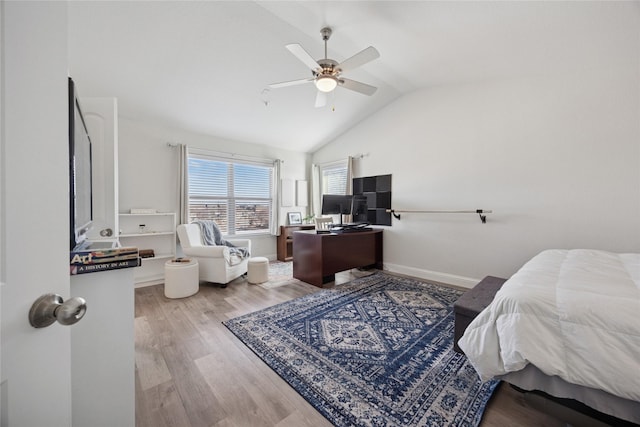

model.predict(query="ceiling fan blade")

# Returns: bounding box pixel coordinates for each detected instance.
[339,78,377,96]
[315,91,327,108]
[286,43,322,72]
[337,46,380,73]
[268,77,314,89]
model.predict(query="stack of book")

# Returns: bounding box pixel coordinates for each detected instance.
[139,249,155,258]
[70,246,141,275]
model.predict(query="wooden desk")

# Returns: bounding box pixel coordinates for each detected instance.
[292,229,383,287]
[277,225,315,261]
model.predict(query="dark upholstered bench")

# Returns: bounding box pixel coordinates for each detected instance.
[453,276,507,353]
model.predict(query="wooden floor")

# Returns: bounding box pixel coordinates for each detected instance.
[134,270,568,427]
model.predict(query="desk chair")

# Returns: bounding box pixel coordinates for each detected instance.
[315,216,333,232]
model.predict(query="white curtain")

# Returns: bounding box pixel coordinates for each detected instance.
[346,156,354,195]
[346,156,354,222]
[178,144,189,225]
[310,163,322,218]
[270,159,282,235]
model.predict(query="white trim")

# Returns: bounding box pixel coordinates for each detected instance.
[382,262,480,289]
[320,158,347,169]
[189,147,275,166]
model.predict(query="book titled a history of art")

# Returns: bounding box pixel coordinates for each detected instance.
[70,246,139,265]
[70,258,141,275]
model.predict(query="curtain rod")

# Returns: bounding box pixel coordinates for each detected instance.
[168,143,282,163]
[386,209,493,223]
[318,153,368,166]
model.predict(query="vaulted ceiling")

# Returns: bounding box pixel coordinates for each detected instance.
[67,1,633,153]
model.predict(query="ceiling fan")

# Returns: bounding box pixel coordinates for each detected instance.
[269,27,380,108]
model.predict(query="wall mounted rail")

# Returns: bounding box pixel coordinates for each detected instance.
[386,209,492,223]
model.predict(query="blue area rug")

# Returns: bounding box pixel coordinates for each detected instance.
[224,272,499,426]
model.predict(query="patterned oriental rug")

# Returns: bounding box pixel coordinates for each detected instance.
[259,261,297,289]
[225,272,499,426]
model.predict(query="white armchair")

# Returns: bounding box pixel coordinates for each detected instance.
[176,223,251,287]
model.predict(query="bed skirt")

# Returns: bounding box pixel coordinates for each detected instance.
[501,365,640,424]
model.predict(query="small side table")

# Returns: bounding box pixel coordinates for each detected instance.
[247,257,269,284]
[164,258,199,298]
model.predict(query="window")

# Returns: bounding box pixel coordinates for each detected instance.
[187,153,273,235]
[321,161,348,195]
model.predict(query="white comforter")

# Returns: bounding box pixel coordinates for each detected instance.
[458,249,640,402]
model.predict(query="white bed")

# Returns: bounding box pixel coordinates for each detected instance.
[458,249,640,423]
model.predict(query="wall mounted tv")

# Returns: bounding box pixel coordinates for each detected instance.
[69,77,93,250]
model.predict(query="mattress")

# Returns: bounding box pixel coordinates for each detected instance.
[458,249,640,419]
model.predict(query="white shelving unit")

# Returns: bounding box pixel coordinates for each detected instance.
[119,212,176,287]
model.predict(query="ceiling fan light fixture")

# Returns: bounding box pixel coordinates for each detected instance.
[315,75,338,92]
[269,27,379,106]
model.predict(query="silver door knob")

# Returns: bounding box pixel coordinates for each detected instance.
[29,293,87,328]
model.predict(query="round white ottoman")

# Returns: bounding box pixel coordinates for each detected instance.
[247,257,269,284]
[164,258,199,298]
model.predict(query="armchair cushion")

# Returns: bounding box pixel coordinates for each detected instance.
[181,245,228,258]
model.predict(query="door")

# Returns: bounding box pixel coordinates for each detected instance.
[1,2,73,426]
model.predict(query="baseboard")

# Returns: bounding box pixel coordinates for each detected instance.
[257,257,480,289]
[383,262,479,289]
[134,279,164,288]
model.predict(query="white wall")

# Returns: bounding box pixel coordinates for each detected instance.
[313,14,640,286]
[118,118,310,259]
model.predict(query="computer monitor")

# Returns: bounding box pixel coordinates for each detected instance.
[321,194,353,225]
[351,196,368,223]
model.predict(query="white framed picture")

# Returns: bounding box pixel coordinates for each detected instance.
[288,212,302,225]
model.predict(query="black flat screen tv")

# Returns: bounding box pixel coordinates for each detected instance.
[69,77,93,250]
[321,194,353,216]
[321,194,371,226]
[351,196,368,223]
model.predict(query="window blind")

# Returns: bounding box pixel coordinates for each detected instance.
[321,162,348,195]
[187,154,273,235]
